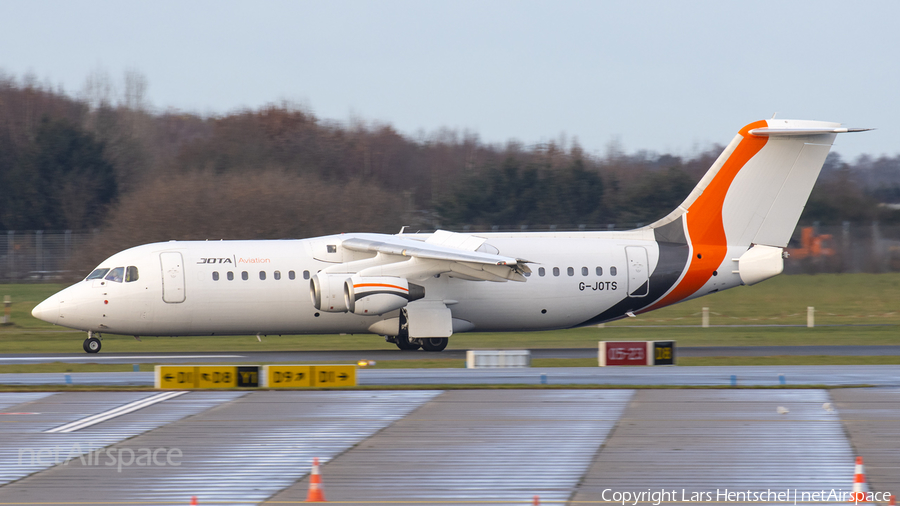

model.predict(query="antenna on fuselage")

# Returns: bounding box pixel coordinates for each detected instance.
[399,226,408,235]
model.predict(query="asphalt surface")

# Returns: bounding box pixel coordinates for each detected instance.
[3,345,900,364]
[0,389,896,505]
[571,389,861,501]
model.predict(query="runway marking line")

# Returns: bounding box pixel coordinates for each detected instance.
[43,391,188,433]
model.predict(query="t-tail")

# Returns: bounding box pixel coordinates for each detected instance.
[640,119,870,312]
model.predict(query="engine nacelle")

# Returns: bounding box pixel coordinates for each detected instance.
[310,273,350,312]
[343,275,425,316]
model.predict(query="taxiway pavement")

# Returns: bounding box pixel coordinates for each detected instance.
[0,389,896,505]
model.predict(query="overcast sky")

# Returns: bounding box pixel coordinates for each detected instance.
[1,0,897,161]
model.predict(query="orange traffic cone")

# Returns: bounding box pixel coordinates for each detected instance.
[533,495,540,505]
[849,456,868,502]
[306,457,326,502]
[190,497,198,506]
[888,495,894,506]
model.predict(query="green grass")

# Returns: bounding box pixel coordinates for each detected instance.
[606,272,900,327]
[0,362,155,374]
[0,283,68,330]
[1,274,899,355]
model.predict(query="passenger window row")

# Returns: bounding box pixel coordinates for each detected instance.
[212,270,311,281]
[529,266,618,277]
[86,266,139,283]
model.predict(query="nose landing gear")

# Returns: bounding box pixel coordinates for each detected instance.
[83,331,102,354]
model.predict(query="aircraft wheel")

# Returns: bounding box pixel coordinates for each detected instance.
[83,337,101,354]
[395,335,420,351]
[420,337,448,352]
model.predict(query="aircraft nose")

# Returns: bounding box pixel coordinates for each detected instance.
[32,296,60,324]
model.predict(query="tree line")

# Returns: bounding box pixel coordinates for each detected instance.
[1,71,898,268]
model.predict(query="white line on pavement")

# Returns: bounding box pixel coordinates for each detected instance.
[44,391,188,433]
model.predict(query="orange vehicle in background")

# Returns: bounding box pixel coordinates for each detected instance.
[787,226,835,259]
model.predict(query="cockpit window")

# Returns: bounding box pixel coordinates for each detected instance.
[125,266,139,282]
[86,268,110,280]
[105,267,125,283]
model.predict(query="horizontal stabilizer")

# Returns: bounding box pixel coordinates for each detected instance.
[749,127,872,136]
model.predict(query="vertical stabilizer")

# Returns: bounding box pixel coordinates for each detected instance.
[722,119,843,248]
[649,119,859,249]
[643,118,867,311]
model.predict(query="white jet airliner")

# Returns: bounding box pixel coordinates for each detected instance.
[32,119,867,353]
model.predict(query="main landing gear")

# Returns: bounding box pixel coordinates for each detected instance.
[384,307,449,352]
[83,331,101,354]
[394,334,419,350]
[385,335,449,352]
[419,337,448,352]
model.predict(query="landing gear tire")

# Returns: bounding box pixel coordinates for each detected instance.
[395,334,421,351]
[420,337,448,352]
[83,337,101,354]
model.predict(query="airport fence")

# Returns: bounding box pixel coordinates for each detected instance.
[1,230,98,283]
[1,222,899,283]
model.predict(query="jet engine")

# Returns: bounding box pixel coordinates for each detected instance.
[343,275,425,316]
[310,273,351,312]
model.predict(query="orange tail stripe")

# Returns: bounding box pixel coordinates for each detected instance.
[647,120,769,311]
[353,283,409,292]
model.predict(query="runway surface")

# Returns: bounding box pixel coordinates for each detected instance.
[3,345,900,364]
[0,389,896,505]
[3,365,900,387]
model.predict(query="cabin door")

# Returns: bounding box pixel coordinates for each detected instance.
[160,252,186,303]
[625,246,649,297]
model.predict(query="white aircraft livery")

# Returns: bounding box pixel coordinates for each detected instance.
[32,119,868,353]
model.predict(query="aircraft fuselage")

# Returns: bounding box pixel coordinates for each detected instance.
[34,230,745,337]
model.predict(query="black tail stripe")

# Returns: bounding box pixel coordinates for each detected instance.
[573,216,690,327]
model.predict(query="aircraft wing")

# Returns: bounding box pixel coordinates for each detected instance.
[325,231,532,282]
